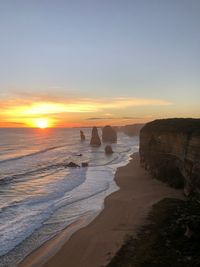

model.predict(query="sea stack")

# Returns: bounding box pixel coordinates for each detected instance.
[80,130,85,141]
[102,125,117,142]
[90,127,101,147]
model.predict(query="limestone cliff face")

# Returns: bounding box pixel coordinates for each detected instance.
[119,124,144,136]
[140,119,200,195]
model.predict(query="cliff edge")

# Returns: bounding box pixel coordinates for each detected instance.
[118,123,144,136]
[140,118,200,195]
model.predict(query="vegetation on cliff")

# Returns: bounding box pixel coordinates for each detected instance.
[107,198,200,267]
[107,118,200,267]
[141,118,200,134]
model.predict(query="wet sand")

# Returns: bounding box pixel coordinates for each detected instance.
[21,153,183,267]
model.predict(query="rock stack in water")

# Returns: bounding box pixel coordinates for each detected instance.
[80,130,85,141]
[102,125,117,142]
[90,127,101,147]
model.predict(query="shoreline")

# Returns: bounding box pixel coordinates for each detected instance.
[21,153,183,267]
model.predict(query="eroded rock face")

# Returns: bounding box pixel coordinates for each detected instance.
[80,130,85,141]
[90,127,101,147]
[102,125,117,142]
[140,119,200,195]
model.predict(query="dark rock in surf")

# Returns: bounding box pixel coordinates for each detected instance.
[82,162,89,167]
[66,162,80,168]
[105,145,113,154]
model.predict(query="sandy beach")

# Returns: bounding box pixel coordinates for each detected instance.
[21,153,183,267]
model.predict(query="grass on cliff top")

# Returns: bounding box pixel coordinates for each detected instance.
[107,198,200,267]
[141,118,200,135]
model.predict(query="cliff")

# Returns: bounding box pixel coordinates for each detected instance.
[140,118,200,195]
[119,124,144,136]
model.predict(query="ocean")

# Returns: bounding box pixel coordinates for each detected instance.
[0,128,139,266]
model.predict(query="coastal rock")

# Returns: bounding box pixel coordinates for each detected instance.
[80,130,85,141]
[66,162,80,168]
[140,118,200,195]
[105,145,113,154]
[102,125,117,142]
[82,162,89,167]
[90,127,101,147]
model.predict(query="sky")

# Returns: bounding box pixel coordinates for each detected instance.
[0,0,199,127]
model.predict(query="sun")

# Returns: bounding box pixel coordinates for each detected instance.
[36,118,49,129]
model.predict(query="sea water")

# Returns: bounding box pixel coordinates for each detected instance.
[0,128,139,266]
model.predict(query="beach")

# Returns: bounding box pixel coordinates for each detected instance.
[21,153,183,267]
[1,1,199,266]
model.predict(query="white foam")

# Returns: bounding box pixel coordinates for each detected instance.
[0,129,139,266]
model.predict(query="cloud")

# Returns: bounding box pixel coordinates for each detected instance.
[0,95,172,127]
[86,117,106,120]
[86,116,141,121]
[121,116,141,119]
[1,88,172,111]
[0,96,172,114]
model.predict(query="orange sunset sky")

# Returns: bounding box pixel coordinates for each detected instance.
[0,96,174,128]
[0,1,199,128]
[0,94,199,128]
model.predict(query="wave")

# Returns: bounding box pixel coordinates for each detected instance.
[0,167,88,215]
[0,163,65,185]
[0,130,139,265]
[0,167,90,257]
[0,145,66,164]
